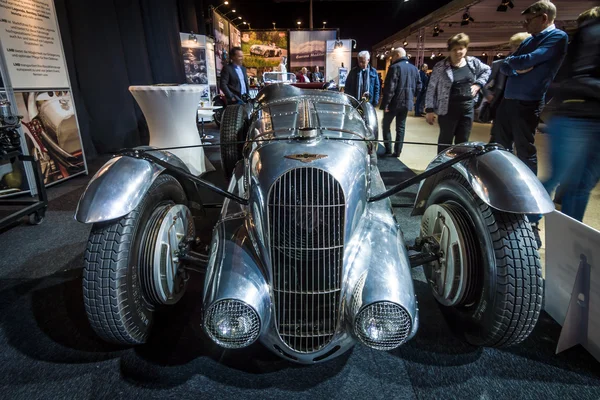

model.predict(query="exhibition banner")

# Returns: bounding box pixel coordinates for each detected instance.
[230,24,241,49]
[212,10,230,76]
[326,39,352,87]
[0,0,69,89]
[289,30,336,69]
[241,30,288,79]
[0,0,87,193]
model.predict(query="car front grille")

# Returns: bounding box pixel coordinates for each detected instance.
[268,167,345,353]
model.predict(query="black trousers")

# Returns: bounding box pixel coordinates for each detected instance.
[437,101,474,154]
[382,107,409,155]
[491,98,542,175]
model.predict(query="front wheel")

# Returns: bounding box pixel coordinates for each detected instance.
[420,174,543,348]
[83,174,194,345]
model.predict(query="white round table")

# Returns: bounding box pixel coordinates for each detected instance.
[129,85,214,176]
[197,105,222,141]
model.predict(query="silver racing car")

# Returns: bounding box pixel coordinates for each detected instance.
[74,84,553,364]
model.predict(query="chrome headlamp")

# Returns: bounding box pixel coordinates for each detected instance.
[204,299,261,349]
[354,301,412,350]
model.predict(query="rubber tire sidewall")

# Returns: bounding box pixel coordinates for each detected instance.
[85,174,188,344]
[219,104,246,179]
[425,177,500,346]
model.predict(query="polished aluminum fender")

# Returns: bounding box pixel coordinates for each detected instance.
[75,149,191,224]
[345,167,419,341]
[360,101,378,140]
[412,143,555,216]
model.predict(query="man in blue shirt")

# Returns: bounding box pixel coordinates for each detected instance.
[492,1,568,248]
[492,0,568,177]
[220,47,250,105]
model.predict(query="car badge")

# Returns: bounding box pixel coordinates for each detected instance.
[285,153,328,163]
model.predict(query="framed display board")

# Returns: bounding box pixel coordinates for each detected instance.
[0,0,87,196]
[212,9,230,76]
[326,39,353,87]
[180,33,218,102]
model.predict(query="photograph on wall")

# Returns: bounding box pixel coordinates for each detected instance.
[212,10,230,76]
[338,67,348,87]
[13,91,85,185]
[230,24,241,48]
[183,47,208,84]
[241,30,288,79]
[290,30,337,69]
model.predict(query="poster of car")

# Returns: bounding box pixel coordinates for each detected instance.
[290,30,337,69]
[241,30,288,79]
[13,91,85,185]
[182,46,208,85]
[230,23,241,48]
[212,10,230,76]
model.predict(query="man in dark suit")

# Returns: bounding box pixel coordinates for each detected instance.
[220,47,250,104]
[344,51,381,106]
[380,48,421,157]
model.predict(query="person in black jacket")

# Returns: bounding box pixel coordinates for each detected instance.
[380,48,421,157]
[414,64,429,116]
[220,47,250,104]
[537,7,600,223]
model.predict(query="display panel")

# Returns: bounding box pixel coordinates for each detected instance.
[230,24,241,49]
[241,30,288,80]
[289,30,337,69]
[0,0,69,89]
[326,39,352,87]
[14,90,85,185]
[212,10,230,76]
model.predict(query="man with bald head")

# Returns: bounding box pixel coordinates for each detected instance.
[380,48,421,157]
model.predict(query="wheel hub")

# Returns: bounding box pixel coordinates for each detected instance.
[420,203,478,307]
[140,204,194,306]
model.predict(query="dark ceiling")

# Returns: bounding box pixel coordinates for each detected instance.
[205,0,454,50]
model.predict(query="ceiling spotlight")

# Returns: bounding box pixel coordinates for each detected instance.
[272,22,276,29]
[497,0,514,12]
[433,25,444,37]
[482,52,487,56]
[297,21,302,26]
[188,32,197,42]
[431,53,436,59]
[438,52,443,57]
[380,54,385,60]
[403,40,408,47]
[461,8,475,26]
[323,21,327,28]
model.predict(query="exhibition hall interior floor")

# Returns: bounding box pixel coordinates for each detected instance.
[1,119,600,399]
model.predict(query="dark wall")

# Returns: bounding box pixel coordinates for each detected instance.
[55,0,204,157]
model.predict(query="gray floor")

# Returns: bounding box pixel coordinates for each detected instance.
[0,127,599,400]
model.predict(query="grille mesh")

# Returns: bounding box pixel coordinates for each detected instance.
[268,167,345,353]
[354,302,412,350]
[204,300,260,349]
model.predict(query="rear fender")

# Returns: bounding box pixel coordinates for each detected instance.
[75,149,192,224]
[412,143,554,215]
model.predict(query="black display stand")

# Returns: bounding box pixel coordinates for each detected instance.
[0,151,48,228]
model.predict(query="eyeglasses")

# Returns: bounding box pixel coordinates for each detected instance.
[523,14,544,25]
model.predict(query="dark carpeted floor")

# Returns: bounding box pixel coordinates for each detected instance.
[1,125,599,400]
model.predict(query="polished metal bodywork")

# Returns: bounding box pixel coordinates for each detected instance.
[75,84,553,363]
[75,148,191,224]
[203,85,418,363]
[412,143,555,216]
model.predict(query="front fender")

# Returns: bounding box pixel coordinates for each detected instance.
[75,149,191,224]
[412,143,554,215]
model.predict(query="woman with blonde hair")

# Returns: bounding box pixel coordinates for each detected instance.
[425,33,491,153]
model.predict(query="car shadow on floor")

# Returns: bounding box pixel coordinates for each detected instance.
[0,259,350,390]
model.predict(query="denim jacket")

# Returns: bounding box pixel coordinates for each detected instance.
[425,56,491,116]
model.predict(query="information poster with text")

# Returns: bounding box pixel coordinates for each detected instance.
[290,30,337,69]
[0,0,69,89]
